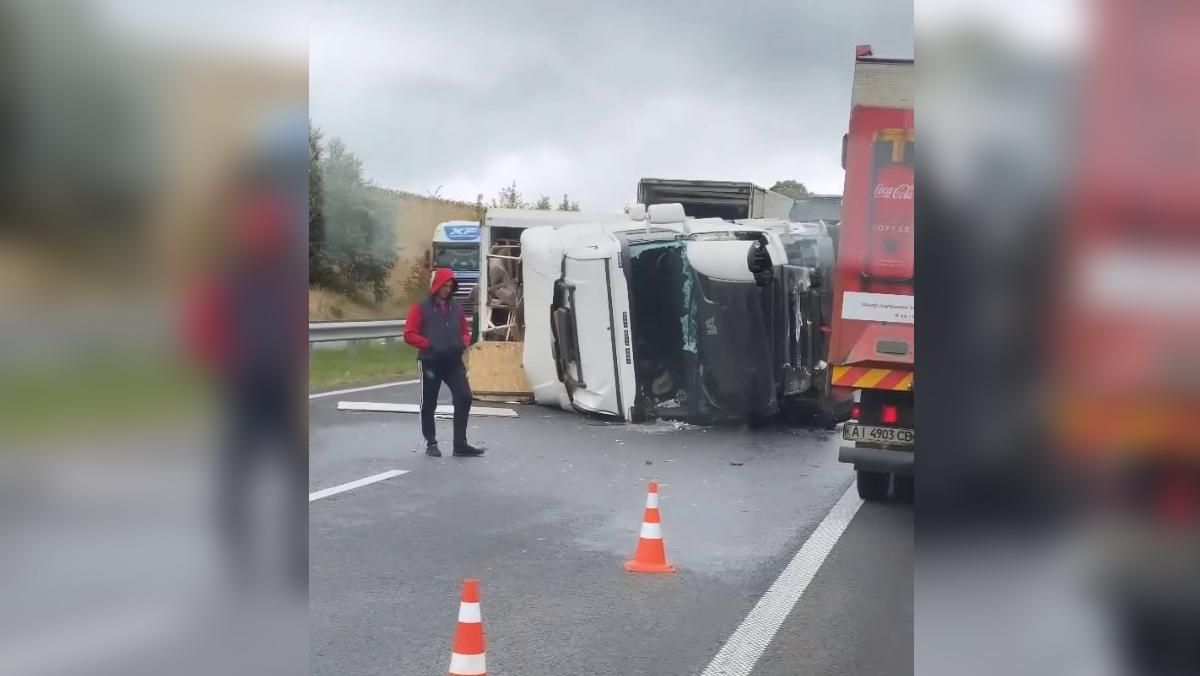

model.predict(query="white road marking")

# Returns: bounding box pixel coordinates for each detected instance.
[308,380,420,400]
[336,401,518,417]
[308,469,409,502]
[700,484,864,676]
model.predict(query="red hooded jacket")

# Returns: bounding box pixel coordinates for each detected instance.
[181,191,304,379]
[404,268,471,352]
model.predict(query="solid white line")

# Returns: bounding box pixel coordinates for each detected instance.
[308,380,419,400]
[700,484,863,676]
[308,469,409,502]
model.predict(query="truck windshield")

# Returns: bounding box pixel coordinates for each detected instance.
[433,245,480,271]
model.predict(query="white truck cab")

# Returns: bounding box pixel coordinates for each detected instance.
[430,220,482,314]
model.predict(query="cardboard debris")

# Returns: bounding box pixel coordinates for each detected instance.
[336,401,518,418]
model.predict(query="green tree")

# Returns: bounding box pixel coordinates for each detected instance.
[769,180,810,200]
[308,122,332,287]
[557,193,580,211]
[317,136,397,302]
[491,181,526,209]
[533,195,552,210]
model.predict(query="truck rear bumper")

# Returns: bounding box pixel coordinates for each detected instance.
[838,445,913,475]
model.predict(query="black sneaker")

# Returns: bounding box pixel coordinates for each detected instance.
[425,442,442,457]
[452,442,485,457]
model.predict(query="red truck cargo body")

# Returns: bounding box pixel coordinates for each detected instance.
[830,55,915,394]
[833,50,915,500]
[1053,0,1200,461]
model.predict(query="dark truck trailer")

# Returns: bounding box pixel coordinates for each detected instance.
[637,178,794,221]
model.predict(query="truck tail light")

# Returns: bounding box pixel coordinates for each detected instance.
[851,405,861,421]
[881,404,898,425]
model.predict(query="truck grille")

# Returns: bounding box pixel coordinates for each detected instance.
[455,282,478,316]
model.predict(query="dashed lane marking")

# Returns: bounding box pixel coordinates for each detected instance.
[308,469,409,502]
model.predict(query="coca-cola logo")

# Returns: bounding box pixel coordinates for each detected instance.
[874,183,914,200]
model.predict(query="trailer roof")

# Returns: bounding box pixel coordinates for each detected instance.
[638,178,762,189]
[483,208,626,228]
[851,58,913,109]
[637,179,768,207]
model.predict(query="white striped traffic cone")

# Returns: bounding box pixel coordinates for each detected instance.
[624,481,676,573]
[447,579,487,676]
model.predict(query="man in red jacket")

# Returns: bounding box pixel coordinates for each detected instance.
[404,268,484,457]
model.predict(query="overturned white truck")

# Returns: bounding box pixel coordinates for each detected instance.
[519,204,826,425]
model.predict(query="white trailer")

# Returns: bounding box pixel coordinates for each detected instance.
[636,178,795,220]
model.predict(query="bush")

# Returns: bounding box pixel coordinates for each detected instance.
[309,132,397,303]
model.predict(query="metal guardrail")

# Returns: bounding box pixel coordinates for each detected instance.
[309,320,406,343]
[309,317,474,343]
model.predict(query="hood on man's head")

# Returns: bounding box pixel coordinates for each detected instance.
[430,267,457,294]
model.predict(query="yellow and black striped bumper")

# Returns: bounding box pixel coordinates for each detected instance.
[831,365,913,391]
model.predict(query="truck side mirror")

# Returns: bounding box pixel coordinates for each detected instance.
[424,249,431,266]
[841,133,849,170]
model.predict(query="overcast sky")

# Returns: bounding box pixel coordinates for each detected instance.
[310,0,913,212]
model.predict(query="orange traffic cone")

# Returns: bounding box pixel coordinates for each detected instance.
[447,579,487,676]
[624,481,676,573]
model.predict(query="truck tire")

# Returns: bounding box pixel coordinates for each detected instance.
[856,470,889,501]
[818,409,839,430]
[893,475,913,502]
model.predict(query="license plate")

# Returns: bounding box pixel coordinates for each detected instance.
[842,424,915,445]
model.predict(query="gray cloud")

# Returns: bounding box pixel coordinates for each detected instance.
[311,0,913,211]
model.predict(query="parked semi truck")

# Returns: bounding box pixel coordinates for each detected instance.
[429,220,482,316]
[831,46,915,501]
[637,178,794,221]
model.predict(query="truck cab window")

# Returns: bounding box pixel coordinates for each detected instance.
[433,245,480,271]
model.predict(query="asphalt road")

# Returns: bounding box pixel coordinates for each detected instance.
[310,381,912,676]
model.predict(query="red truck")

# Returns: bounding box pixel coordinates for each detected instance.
[831,46,915,501]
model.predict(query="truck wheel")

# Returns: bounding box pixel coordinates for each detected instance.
[818,409,839,430]
[893,475,913,502]
[856,470,889,501]
[817,397,852,430]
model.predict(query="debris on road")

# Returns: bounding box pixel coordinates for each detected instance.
[633,419,703,434]
[336,401,518,417]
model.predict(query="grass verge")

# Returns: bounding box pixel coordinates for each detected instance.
[0,357,209,444]
[309,340,419,392]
